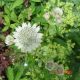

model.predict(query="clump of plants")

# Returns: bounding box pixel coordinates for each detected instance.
[0,0,80,80]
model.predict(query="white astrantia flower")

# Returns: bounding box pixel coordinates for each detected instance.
[45,60,56,71]
[13,22,43,53]
[54,64,64,76]
[56,17,62,24]
[5,35,14,45]
[50,64,64,76]
[45,60,64,75]
[43,12,50,20]
[52,7,63,18]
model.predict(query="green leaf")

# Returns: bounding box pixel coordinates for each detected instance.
[6,67,14,80]
[2,26,9,32]
[0,1,4,7]
[11,0,23,10]
[20,78,28,80]
[48,25,57,36]
[31,0,41,2]
[15,65,25,80]
[10,24,16,29]
[18,9,27,21]
[11,11,17,22]
[71,63,80,80]
[4,6,10,14]
[4,15,10,26]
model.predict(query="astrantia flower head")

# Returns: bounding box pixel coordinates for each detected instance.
[55,64,64,76]
[55,17,62,24]
[45,60,56,71]
[51,7,63,24]
[53,7,63,17]
[13,22,43,53]
[43,12,50,20]
[53,7,63,16]
[50,64,64,76]
[5,35,14,45]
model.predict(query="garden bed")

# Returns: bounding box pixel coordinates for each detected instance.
[0,0,80,80]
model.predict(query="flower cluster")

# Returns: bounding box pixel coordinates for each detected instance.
[43,7,63,23]
[52,7,63,23]
[5,35,14,46]
[43,12,50,20]
[45,60,64,76]
[5,22,43,53]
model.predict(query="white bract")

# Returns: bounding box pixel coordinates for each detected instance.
[52,7,63,18]
[5,35,14,45]
[45,60,64,75]
[13,22,43,53]
[55,64,64,76]
[45,60,56,71]
[52,7,63,23]
[56,17,62,24]
[43,12,50,20]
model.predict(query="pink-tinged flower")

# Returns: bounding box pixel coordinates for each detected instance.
[43,12,50,20]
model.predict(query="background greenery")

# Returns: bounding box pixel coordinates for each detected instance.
[0,0,80,80]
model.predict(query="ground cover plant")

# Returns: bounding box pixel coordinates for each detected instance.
[0,0,80,80]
